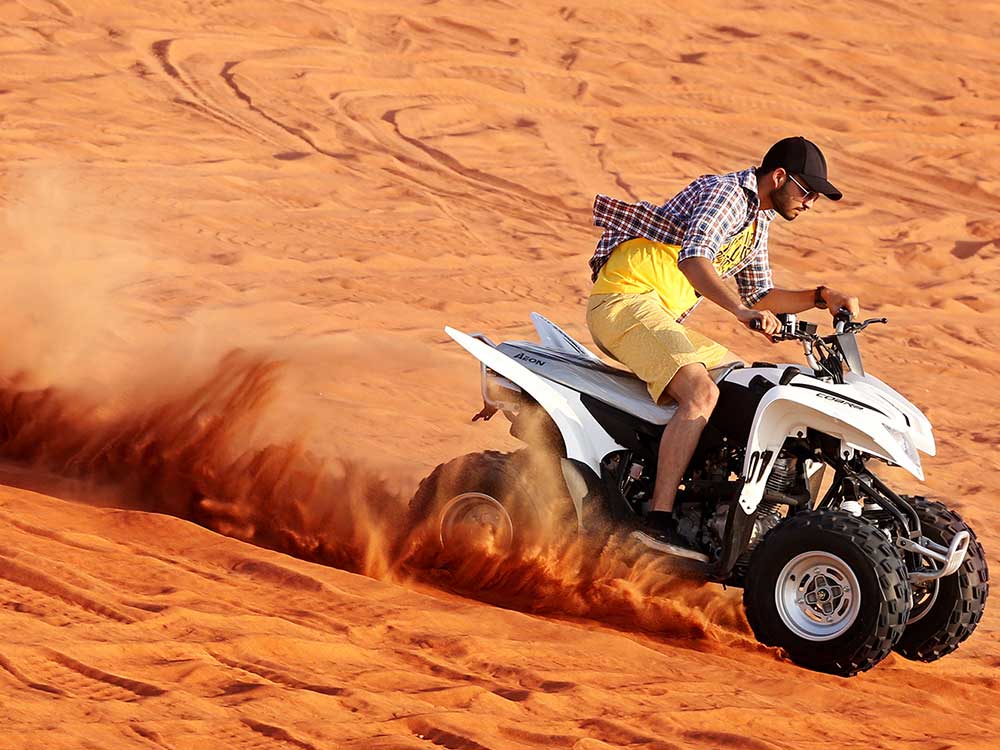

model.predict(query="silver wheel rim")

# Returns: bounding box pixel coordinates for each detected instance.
[775,551,862,641]
[439,492,514,552]
[907,578,940,625]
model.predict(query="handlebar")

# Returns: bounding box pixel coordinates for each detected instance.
[748,309,886,383]
[833,307,853,334]
[748,310,885,341]
[763,311,887,343]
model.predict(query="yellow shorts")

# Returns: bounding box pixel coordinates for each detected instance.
[586,291,730,404]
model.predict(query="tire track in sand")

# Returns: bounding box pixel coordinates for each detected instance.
[210,652,347,697]
[0,649,165,701]
[0,552,137,624]
[381,106,577,219]
[220,60,356,161]
[213,719,320,750]
[150,38,277,145]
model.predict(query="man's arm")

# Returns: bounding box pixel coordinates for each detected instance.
[677,184,779,336]
[678,257,780,335]
[752,286,860,316]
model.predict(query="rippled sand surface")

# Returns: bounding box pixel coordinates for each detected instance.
[1,1,998,748]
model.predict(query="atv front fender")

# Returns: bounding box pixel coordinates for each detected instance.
[845,371,935,457]
[738,377,923,514]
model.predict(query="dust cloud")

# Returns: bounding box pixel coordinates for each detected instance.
[0,174,749,644]
[0,348,752,644]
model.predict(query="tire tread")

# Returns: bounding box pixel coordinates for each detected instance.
[744,511,910,677]
[402,450,541,562]
[894,498,989,662]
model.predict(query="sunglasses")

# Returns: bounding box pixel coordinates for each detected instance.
[787,173,821,203]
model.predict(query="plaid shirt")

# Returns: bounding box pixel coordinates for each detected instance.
[590,167,775,320]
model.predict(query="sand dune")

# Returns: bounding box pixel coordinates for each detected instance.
[1,0,998,747]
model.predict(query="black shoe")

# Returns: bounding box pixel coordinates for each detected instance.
[630,511,709,562]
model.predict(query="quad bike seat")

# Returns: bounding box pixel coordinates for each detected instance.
[497,340,741,426]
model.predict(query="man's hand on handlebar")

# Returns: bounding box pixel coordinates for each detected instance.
[735,307,781,338]
[820,287,860,317]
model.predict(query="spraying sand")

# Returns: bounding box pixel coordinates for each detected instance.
[1,0,998,747]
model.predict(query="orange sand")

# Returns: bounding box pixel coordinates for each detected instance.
[1,1,998,748]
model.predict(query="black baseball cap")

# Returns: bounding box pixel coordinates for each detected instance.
[760,136,842,201]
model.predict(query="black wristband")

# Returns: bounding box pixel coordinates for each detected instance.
[814,285,827,309]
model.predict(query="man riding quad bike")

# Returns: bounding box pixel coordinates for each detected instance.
[403,310,988,677]
[403,139,988,676]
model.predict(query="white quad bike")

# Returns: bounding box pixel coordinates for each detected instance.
[408,310,988,676]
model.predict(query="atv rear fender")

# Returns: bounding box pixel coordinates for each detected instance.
[445,327,624,476]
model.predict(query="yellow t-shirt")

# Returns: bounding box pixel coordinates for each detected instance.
[591,221,757,319]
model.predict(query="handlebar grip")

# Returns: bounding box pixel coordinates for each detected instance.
[832,307,854,335]
[834,307,853,320]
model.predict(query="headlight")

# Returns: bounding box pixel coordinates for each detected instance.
[885,424,920,467]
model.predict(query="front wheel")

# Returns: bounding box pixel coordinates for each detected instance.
[894,497,989,662]
[743,511,911,677]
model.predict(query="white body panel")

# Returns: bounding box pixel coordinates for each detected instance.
[734,371,925,513]
[445,327,624,474]
[447,315,934,517]
[497,339,680,425]
[530,313,604,363]
[845,371,935,456]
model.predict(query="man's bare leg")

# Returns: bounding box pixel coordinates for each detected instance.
[631,364,720,558]
[650,363,720,514]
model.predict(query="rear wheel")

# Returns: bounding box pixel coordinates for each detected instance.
[894,497,989,662]
[399,451,557,566]
[743,511,911,677]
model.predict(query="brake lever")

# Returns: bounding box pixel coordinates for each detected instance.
[848,316,888,333]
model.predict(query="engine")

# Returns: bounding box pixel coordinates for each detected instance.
[766,453,798,494]
[612,445,802,561]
